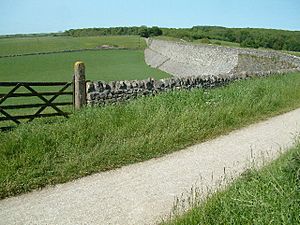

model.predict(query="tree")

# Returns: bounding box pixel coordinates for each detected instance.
[139,27,150,38]
[241,37,258,48]
[149,26,163,36]
[139,26,163,38]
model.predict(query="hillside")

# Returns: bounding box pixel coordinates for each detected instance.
[145,39,300,78]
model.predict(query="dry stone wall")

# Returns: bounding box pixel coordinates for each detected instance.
[86,68,299,106]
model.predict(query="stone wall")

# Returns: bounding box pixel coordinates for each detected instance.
[86,68,299,106]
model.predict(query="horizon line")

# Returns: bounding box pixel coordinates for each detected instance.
[1,25,299,36]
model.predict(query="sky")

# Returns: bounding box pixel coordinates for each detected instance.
[0,0,299,35]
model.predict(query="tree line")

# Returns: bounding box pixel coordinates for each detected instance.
[162,26,300,51]
[64,26,300,52]
[64,26,162,38]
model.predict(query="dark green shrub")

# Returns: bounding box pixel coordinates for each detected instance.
[200,38,211,44]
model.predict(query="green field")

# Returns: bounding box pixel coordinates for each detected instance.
[162,145,300,225]
[1,72,300,199]
[0,35,168,82]
[0,35,145,56]
[0,50,169,82]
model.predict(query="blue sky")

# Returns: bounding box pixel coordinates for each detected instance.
[0,0,299,35]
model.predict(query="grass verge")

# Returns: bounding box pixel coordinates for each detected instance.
[1,72,300,199]
[162,144,300,225]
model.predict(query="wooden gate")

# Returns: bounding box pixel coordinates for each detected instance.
[0,81,73,131]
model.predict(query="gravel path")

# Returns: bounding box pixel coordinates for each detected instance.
[1,108,300,225]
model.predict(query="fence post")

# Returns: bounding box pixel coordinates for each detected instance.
[73,61,86,109]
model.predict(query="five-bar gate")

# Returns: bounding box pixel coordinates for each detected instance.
[0,81,73,131]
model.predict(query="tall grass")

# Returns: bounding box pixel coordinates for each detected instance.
[1,73,300,199]
[162,144,300,225]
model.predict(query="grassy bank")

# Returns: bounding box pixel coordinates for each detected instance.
[162,144,300,225]
[288,51,300,57]
[0,35,145,56]
[1,72,300,199]
[155,36,240,47]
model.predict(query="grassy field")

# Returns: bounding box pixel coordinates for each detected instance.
[1,72,300,199]
[0,50,169,82]
[0,35,145,56]
[162,145,300,225]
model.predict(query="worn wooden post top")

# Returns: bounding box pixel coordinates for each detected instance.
[74,61,85,79]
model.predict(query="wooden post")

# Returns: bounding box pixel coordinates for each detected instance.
[73,61,86,109]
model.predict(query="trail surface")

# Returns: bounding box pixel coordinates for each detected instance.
[1,109,300,225]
